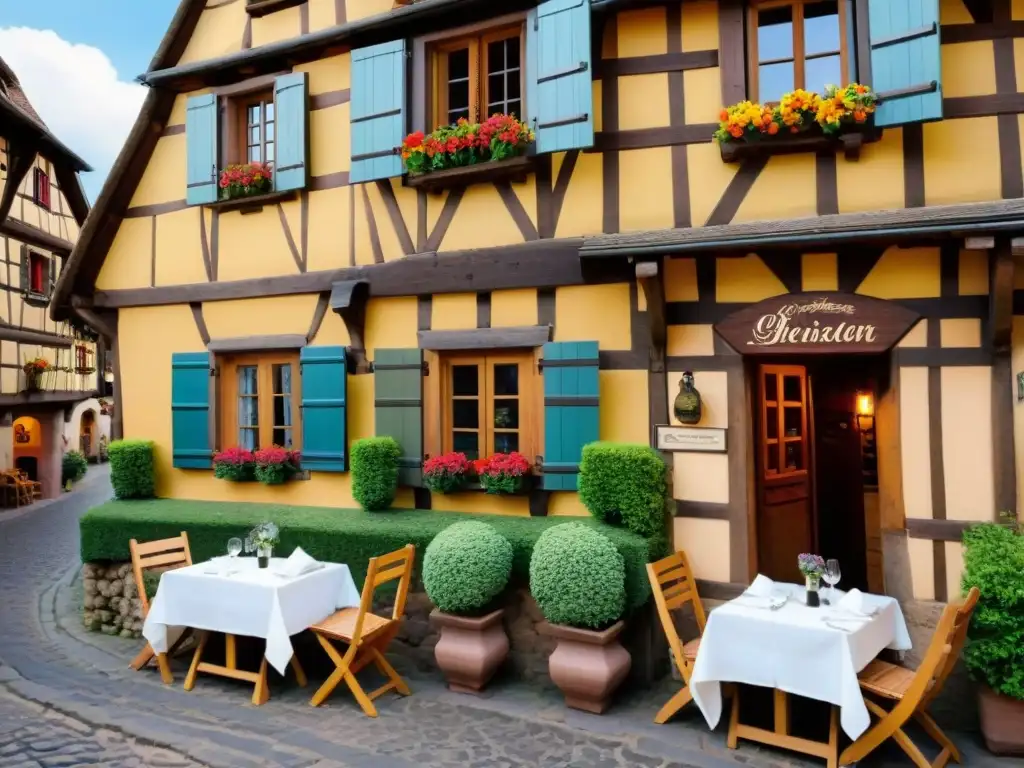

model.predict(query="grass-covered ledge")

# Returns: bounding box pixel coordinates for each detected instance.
[80,500,656,612]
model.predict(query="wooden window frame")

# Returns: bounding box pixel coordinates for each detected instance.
[426,348,541,466]
[413,14,528,133]
[27,251,49,296]
[214,73,285,173]
[759,364,809,479]
[218,352,301,452]
[747,0,849,103]
[33,167,50,210]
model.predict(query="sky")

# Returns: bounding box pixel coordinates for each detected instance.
[1,1,180,202]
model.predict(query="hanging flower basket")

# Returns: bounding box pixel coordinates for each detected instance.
[22,358,49,392]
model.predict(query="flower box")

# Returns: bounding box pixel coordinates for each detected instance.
[719,123,880,163]
[474,452,533,496]
[207,162,289,213]
[205,189,296,214]
[23,291,49,309]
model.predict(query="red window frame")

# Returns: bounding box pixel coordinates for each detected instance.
[33,168,50,210]
[28,252,47,294]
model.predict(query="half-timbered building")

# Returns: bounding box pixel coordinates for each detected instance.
[0,56,105,497]
[52,0,1024,619]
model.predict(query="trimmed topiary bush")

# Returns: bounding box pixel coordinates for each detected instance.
[62,450,88,486]
[423,521,513,615]
[530,522,626,629]
[579,442,667,538]
[351,437,401,511]
[108,440,155,499]
[962,520,1024,700]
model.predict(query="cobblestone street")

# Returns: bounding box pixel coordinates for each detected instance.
[0,467,1012,768]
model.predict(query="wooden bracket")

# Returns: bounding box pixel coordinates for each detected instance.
[990,237,1014,355]
[72,306,117,343]
[964,236,995,251]
[636,261,667,373]
[0,141,37,224]
[331,281,371,374]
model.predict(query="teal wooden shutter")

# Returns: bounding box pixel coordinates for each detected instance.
[374,349,423,486]
[541,341,599,490]
[868,0,942,127]
[350,40,406,183]
[300,345,347,472]
[274,72,309,192]
[526,0,594,154]
[171,352,212,469]
[185,93,219,205]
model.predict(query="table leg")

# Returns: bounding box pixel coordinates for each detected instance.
[156,652,173,685]
[826,706,838,768]
[184,631,209,691]
[289,655,308,687]
[252,658,270,706]
[225,634,237,670]
[727,686,840,766]
[774,689,789,735]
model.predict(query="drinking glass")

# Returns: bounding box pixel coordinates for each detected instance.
[227,537,243,559]
[824,558,841,605]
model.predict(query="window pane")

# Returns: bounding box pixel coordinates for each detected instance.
[805,1,840,56]
[758,6,793,61]
[273,428,294,449]
[508,74,521,101]
[448,48,469,80]
[448,80,469,115]
[805,55,842,93]
[489,73,506,106]
[452,365,479,396]
[265,101,274,121]
[274,396,293,428]
[248,146,261,163]
[493,364,518,395]
[240,428,258,451]
[453,399,479,429]
[449,108,471,123]
[494,432,519,454]
[453,431,479,459]
[273,364,291,395]
[238,366,258,397]
[506,37,520,69]
[248,104,260,123]
[265,144,274,164]
[494,399,519,429]
[266,122,275,142]
[506,100,522,119]
[759,61,794,102]
[783,375,802,403]
[488,39,506,74]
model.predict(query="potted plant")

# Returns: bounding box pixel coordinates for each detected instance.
[218,161,273,200]
[962,518,1024,754]
[424,521,513,693]
[475,452,531,495]
[252,446,300,485]
[213,446,255,482]
[401,114,534,176]
[530,523,630,713]
[245,521,279,568]
[22,357,49,391]
[351,437,401,511]
[423,452,472,494]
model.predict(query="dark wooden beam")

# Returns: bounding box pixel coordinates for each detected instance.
[0,325,74,348]
[70,305,116,341]
[991,237,1016,518]
[0,219,75,255]
[0,143,36,226]
[0,389,99,408]
[962,0,994,23]
[906,518,983,541]
[636,261,666,373]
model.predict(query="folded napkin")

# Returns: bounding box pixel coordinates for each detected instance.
[836,588,878,617]
[746,573,776,598]
[278,546,323,578]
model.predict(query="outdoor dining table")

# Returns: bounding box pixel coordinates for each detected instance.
[142,555,361,705]
[690,582,912,764]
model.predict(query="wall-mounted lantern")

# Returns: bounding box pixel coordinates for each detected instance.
[855,391,874,431]
[673,371,702,425]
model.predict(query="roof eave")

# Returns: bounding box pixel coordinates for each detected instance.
[0,99,92,172]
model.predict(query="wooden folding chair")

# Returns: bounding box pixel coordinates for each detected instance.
[839,587,980,768]
[17,470,41,501]
[128,532,194,685]
[309,544,416,715]
[3,471,32,507]
[646,549,708,724]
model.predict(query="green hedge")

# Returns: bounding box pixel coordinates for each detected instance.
[80,500,654,611]
[108,440,155,499]
[351,437,401,511]
[62,450,88,485]
[423,521,513,615]
[579,442,667,537]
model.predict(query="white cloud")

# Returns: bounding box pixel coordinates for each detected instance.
[0,27,145,203]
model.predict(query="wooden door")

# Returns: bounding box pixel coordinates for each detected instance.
[756,364,814,582]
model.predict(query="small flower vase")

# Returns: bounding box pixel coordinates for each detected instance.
[257,545,272,569]
[673,371,702,425]
[805,574,821,607]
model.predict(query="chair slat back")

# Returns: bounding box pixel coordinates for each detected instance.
[921,586,980,707]
[350,544,416,645]
[647,550,705,678]
[129,532,192,616]
[892,603,959,718]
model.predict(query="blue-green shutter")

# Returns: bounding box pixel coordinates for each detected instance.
[171,352,212,469]
[868,0,942,127]
[374,349,423,486]
[350,40,406,183]
[526,0,594,154]
[541,341,599,491]
[274,72,309,192]
[300,346,347,472]
[185,94,219,205]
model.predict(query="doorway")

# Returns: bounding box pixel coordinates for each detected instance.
[753,357,885,592]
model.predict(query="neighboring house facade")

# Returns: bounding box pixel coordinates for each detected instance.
[0,57,105,497]
[52,0,1024,605]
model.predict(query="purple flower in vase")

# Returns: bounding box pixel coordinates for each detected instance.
[797,553,825,577]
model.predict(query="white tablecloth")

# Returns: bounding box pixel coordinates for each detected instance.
[690,584,912,740]
[143,557,361,675]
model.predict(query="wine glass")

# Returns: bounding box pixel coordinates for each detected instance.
[227,537,243,560]
[823,558,841,606]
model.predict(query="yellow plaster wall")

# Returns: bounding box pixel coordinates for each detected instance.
[733,155,817,223]
[431,293,477,331]
[669,370,729,504]
[364,297,418,355]
[618,75,670,130]
[619,148,675,232]
[306,187,352,273]
[923,118,1001,206]
[95,218,152,291]
[716,255,786,302]
[836,130,906,214]
[941,366,994,522]
[553,152,603,239]
[674,518,731,581]
[216,205,307,282]
[681,1,718,51]
[129,135,186,208]
[941,42,996,98]
[202,295,320,338]
[251,6,303,48]
[959,249,989,295]
[554,284,632,350]
[599,370,649,443]
[1014,317,1024,516]
[491,289,538,327]
[899,366,933,519]
[616,7,667,57]
[908,537,936,601]
[176,3,246,66]
[665,258,698,301]
[857,247,941,298]
[154,209,209,286]
[667,325,715,356]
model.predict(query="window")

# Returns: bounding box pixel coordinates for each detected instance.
[441,352,535,460]
[241,92,275,165]
[431,25,524,126]
[220,353,300,451]
[27,251,48,295]
[748,0,847,103]
[33,167,50,210]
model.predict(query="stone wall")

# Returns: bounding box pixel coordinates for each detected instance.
[82,563,144,639]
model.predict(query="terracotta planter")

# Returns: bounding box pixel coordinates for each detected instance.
[540,620,631,714]
[979,685,1024,755]
[431,608,509,693]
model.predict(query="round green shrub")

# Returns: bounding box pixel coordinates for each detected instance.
[529,522,626,629]
[62,450,88,485]
[351,437,401,511]
[579,442,667,538]
[423,521,513,615]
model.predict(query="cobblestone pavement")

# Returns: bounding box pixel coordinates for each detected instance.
[0,467,1014,768]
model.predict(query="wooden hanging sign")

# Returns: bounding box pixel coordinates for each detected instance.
[714,292,918,355]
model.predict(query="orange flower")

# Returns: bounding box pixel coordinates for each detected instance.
[719,108,729,121]
[855,85,867,94]
[854,110,866,122]
[767,122,779,135]
[729,125,743,138]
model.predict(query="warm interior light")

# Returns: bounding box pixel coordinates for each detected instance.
[856,392,874,417]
